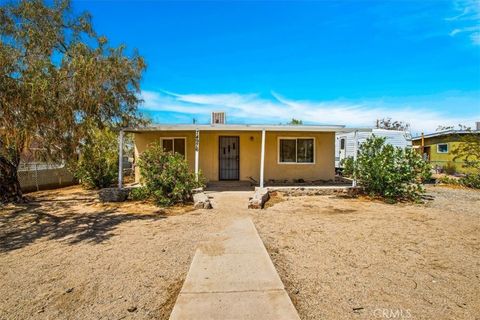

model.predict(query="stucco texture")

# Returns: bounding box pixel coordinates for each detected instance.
[133,130,335,183]
[413,136,477,174]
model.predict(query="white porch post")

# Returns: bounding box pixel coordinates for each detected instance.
[195,129,199,181]
[118,130,124,189]
[352,130,358,187]
[260,129,266,188]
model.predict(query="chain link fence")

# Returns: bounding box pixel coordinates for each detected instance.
[17,162,76,192]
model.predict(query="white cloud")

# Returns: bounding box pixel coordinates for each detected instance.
[449,25,480,36]
[447,0,480,45]
[471,31,480,44]
[449,28,462,36]
[140,90,480,135]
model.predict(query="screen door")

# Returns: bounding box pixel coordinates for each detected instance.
[219,136,240,180]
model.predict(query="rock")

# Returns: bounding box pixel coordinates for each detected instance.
[353,307,364,313]
[346,187,363,197]
[192,187,204,194]
[248,187,270,209]
[127,306,137,312]
[193,192,212,209]
[65,287,74,293]
[98,188,130,202]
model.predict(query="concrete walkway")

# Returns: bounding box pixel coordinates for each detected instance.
[169,217,300,320]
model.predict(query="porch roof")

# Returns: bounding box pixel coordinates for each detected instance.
[411,130,478,141]
[124,124,372,133]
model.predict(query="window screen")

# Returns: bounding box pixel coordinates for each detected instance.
[297,139,314,163]
[174,138,186,156]
[162,139,173,153]
[279,139,296,163]
[162,138,186,158]
[279,138,314,163]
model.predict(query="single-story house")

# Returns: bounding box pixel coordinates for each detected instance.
[120,113,367,188]
[412,125,480,174]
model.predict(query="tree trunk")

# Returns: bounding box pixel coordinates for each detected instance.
[0,156,23,203]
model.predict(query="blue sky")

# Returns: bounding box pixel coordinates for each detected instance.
[73,0,480,133]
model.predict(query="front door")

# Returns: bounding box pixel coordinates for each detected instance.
[219,136,240,180]
[423,146,431,161]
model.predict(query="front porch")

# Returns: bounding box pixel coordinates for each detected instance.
[120,124,367,190]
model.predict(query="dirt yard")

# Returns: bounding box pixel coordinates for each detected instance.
[0,186,239,320]
[252,186,480,320]
[1,185,479,320]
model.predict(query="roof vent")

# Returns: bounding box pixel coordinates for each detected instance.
[211,112,226,124]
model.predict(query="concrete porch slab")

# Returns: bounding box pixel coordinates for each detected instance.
[206,181,255,192]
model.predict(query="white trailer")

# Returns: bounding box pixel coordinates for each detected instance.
[335,129,412,168]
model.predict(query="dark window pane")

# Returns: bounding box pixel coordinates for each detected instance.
[297,139,314,163]
[162,139,173,153]
[174,138,186,157]
[437,144,448,153]
[280,139,296,163]
[340,138,345,150]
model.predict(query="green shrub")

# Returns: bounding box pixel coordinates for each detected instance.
[137,141,204,206]
[130,186,150,200]
[437,175,459,185]
[437,173,480,189]
[459,174,480,189]
[353,136,431,202]
[340,157,354,177]
[73,128,118,189]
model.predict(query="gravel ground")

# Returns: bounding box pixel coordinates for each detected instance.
[1,185,479,320]
[0,186,247,320]
[252,185,480,320]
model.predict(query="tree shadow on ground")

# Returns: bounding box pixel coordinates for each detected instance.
[0,198,166,253]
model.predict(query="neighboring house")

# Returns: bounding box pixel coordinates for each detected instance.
[335,129,411,168]
[123,113,365,187]
[412,124,480,174]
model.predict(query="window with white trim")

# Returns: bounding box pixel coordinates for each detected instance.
[161,138,186,158]
[279,138,314,163]
[437,143,448,154]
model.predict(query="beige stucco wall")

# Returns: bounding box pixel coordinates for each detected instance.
[264,131,335,181]
[133,130,335,183]
[133,131,196,182]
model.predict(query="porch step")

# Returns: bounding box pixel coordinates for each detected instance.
[206,180,255,191]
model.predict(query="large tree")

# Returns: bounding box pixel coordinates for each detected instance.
[375,118,410,131]
[288,118,303,125]
[448,125,480,173]
[0,0,146,203]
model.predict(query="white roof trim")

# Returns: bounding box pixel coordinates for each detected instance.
[124,124,372,133]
